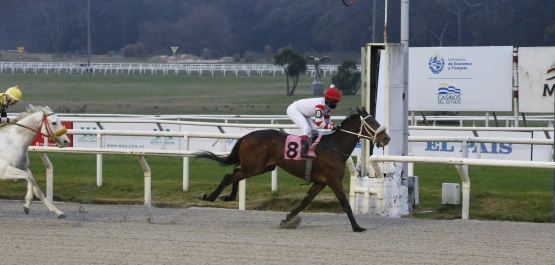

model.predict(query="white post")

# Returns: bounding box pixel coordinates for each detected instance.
[183,136,190,191]
[455,164,470,220]
[137,156,151,207]
[96,133,103,186]
[38,153,54,201]
[271,169,278,192]
[347,157,358,211]
[513,47,519,127]
[239,179,246,210]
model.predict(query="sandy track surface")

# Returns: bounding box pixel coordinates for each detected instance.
[0,200,553,264]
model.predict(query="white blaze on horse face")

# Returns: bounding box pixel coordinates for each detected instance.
[45,113,70,148]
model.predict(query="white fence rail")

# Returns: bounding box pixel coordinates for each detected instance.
[370,155,555,219]
[0,62,339,77]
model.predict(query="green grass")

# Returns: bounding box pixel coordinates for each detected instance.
[411,163,553,222]
[1,73,362,116]
[0,73,553,222]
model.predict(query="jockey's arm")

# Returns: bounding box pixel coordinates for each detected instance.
[314,106,334,130]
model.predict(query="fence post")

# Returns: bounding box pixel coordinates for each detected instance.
[183,135,190,191]
[96,133,103,186]
[137,155,151,206]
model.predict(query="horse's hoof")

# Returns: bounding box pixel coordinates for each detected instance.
[57,213,66,219]
[23,206,30,215]
[279,216,301,229]
[218,194,235,201]
[353,227,367,232]
[197,193,207,200]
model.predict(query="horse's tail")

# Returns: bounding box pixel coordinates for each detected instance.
[193,136,244,167]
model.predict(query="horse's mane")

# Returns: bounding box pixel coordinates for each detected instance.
[339,113,360,127]
[15,104,53,121]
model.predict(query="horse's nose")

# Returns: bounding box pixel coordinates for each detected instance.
[383,136,391,145]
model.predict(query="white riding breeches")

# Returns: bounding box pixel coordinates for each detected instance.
[287,104,316,136]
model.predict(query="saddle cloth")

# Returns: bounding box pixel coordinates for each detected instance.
[284,135,322,160]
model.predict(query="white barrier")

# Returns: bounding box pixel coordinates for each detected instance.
[0,62,339,77]
[28,146,229,207]
[28,145,362,211]
[369,155,555,219]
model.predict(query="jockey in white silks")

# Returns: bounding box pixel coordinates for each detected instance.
[286,85,342,158]
[0,85,22,124]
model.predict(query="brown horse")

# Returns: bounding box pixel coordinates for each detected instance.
[194,107,390,232]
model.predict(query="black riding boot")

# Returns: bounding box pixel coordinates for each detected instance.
[300,139,310,158]
[0,110,8,124]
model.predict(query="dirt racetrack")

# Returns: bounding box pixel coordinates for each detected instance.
[0,200,553,264]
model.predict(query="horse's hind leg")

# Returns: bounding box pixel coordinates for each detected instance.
[218,165,275,201]
[218,182,238,201]
[199,172,236,202]
[281,183,326,227]
[199,166,262,202]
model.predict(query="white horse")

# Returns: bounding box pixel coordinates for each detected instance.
[0,104,70,218]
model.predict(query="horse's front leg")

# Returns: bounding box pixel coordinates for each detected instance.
[25,170,65,218]
[328,179,365,232]
[280,183,326,229]
[23,180,33,214]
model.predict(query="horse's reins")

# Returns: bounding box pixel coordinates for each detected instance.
[14,112,67,142]
[316,114,386,158]
[338,114,387,144]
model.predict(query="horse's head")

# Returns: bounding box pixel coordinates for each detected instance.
[38,106,71,148]
[356,107,390,148]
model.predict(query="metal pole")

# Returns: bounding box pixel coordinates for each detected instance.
[372,0,376,42]
[383,0,388,43]
[87,0,91,67]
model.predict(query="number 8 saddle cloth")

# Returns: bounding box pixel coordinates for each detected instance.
[283,134,323,160]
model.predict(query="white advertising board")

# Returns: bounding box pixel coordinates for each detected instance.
[409,129,550,161]
[408,46,513,111]
[517,47,555,113]
[73,122,182,150]
[72,122,365,156]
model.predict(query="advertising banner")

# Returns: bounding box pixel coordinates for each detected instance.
[30,121,73,147]
[517,47,555,113]
[409,129,550,161]
[73,122,182,150]
[409,46,513,111]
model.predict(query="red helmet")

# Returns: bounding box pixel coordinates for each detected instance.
[325,87,342,102]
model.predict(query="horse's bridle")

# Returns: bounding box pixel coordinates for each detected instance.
[14,112,67,142]
[339,114,387,144]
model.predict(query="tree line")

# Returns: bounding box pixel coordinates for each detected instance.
[1,0,554,60]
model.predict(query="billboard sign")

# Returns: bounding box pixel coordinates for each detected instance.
[409,129,551,161]
[517,47,555,113]
[409,46,513,111]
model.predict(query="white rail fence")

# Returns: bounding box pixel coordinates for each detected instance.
[369,155,555,219]
[26,124,555,218]
[0,62,339,77]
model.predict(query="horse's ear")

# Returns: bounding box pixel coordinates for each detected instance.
[361,106,367,114]
[26,104,35,113]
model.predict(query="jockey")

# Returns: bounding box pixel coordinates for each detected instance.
[0,85,22,124]
[286,85,342,158]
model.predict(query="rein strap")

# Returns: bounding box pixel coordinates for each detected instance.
[14,112,65,142]
[339,114,387,143]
